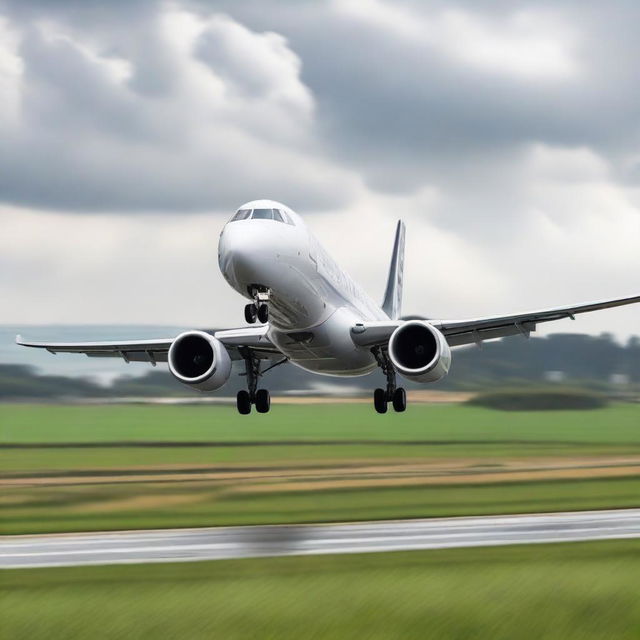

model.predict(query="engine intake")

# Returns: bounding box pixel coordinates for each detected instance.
[168,331,231,391]
[388,321,451,383]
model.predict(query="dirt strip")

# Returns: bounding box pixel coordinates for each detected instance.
[237,465,640,493]
[3,456,640,489]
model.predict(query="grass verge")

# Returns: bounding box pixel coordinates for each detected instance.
[2,540,640,640]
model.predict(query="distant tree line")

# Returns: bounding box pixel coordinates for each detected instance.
[1,333,638,399]
[440,333,640,390]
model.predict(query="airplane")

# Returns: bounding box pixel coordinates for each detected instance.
[17,199,640,414]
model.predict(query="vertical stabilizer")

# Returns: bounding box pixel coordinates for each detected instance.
[382,220,406,319]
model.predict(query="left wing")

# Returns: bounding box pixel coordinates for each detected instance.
[352,293,640,348]
[16,326,280,364]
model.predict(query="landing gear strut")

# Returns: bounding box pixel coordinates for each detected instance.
[236,349,287,415]
[372,346,406,413]
[244,287,270,324]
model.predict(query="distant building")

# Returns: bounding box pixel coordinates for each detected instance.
[544,371,566,383]
[610,373,630,386]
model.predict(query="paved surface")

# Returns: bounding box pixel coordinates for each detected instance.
[2,509,639,569]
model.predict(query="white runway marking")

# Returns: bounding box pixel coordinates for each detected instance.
[2,509,639,569]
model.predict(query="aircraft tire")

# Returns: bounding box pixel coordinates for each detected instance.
[257,303,269,324]
[255,388,271,413]
[237,390,252,414]
[392,387,407,412]
[244,304,257,324]
[374,388,388,414]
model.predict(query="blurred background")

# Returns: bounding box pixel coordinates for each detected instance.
[1,324,639,400]
[1,0,639,638]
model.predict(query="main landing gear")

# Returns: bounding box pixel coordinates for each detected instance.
[236,348,287,415]
[372,346,406,414]
[244,287,270,324]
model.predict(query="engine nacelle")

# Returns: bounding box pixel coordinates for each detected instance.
[168,331,232,391]
[388,321,451,383]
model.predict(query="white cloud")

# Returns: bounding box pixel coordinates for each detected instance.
[0,14,23,125]
[521,143,640,277]
[470,144,640,335]
[4,172,636,340]
[36,20,132,85]
[307,186,511,319]
[0,205,241,326]
[334,0,580,80]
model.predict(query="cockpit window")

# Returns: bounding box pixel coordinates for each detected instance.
[279,210,294,225]
[231,209,251,222]
[251,208,274,220]
[230,207,295,224]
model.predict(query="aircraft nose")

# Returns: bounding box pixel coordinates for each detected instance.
[218,224,266,284]
[218,222,242,265]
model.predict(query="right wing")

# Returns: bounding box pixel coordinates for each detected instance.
[16,326,280,365]
[435,293,640,346]
[352,293,640,348]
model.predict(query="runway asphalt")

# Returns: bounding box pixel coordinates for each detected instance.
[2,508,639,569]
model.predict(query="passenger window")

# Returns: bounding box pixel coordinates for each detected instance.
[251,208,274,220]
[231,209,251,222]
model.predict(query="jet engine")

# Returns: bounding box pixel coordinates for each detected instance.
[388,320,451,383]
[168,330,232,391]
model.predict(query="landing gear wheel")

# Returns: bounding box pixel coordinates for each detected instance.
[237,390,251,415]
[244,304,257,324]
[257,303,269,324]
[392,387,407,412]
[374,388,388,414]
[255,389,271,413]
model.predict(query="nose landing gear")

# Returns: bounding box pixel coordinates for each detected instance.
[372,346,406,413]
[244,287,271,324]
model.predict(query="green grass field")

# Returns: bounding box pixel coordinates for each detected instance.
[3,541,640,640]
[3,403,640,446]
[2,403,639,475]
[2,403,639,534]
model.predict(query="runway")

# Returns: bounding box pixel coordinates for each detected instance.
[2,509,639,569]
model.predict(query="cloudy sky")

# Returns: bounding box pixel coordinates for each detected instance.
[1,0,639,339]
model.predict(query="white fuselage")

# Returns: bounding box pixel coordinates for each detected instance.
[218,200,388,375]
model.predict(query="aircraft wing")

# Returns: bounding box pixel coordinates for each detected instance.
[352,293,640,348]
[16,326,280,365]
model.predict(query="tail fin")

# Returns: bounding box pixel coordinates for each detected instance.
[381,220,406,319]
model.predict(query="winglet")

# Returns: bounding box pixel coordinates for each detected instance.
[381,220,406,320]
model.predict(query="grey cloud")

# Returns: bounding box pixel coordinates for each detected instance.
[1,0,640,225]
[1,1,637,338]
[203,1,640,184]
[185,0,640,249]
[0,1,356,213]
